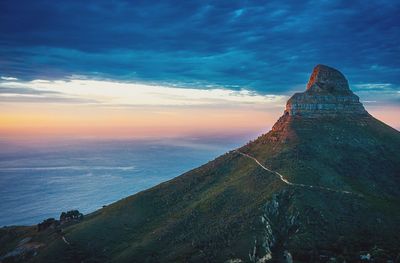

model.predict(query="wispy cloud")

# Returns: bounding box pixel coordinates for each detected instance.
[0,86,60,95]
[354,83,395,91]
[1,76,18,81]
[1,0,399,95]
[353,83,400,106]
[0,95,98,104]
[0,77,286,108]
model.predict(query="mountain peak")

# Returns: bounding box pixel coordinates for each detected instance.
[306,64,350,93]
[285,64,367,116]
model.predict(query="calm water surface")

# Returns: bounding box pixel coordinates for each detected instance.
[0,137,245,226]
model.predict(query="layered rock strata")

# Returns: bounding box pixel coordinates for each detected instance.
[285,64,367,116]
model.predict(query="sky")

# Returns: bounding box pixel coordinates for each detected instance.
[0,0,399,140]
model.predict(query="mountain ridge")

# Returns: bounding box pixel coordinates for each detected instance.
[1,65,399,263]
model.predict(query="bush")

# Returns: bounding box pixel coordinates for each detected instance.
[60,210,84,223]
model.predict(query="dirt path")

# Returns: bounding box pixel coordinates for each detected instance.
[235,150,360,196]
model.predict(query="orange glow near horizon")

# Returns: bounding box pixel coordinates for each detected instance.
[364,106,400,131]
[1,103,399,141]
[0,78,288,140]
[0,103,283,139]
[0,78,398,141]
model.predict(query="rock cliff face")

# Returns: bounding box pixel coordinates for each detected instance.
[285,65,367,116]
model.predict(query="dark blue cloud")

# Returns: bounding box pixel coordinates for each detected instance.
[0,0,399,96]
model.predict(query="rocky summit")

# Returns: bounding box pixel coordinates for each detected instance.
[1,65,399,263]
[285,65,367,116]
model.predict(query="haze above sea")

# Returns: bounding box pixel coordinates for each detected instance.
[0,136,250,226]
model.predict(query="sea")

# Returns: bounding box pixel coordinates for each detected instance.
[0,137,247,226]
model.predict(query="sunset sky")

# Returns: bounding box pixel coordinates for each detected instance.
[1,0,399,139]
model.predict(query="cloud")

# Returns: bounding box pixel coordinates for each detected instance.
[0,86,60,95]
[0,78,97,104]
[353,83,400,106]
[354,83,395,91]
[1,76,18,81]
[0,0,399,99]
[0,77,287,108]
[0,95,97,104]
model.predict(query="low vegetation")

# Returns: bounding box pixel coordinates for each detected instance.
[1,114,399,262]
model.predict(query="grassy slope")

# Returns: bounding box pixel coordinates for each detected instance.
[246,114,400,195]
[2,113,400,262]
[31,151,287,262]
[241,114,400,260]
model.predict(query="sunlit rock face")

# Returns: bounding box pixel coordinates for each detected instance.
[285,64,367,116]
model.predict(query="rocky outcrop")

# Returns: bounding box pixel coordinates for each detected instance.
[249,190,300,263]
[306,64,350,92]
[285,65,367,116]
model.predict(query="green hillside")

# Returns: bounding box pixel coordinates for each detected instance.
[1,113,399,263]
[2,65,399,262]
